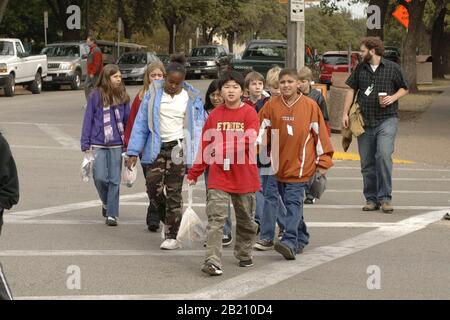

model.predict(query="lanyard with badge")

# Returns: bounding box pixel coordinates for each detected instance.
[283,94,302,137]
[364,66,378,97]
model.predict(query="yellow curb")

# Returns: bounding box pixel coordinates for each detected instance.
[333,152,414,164]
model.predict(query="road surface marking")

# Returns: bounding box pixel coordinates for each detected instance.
[1,219,395,228]
[328,177,450,182]
[333,152,414,164]
[120,202,450,211]
[11,193,147,219]
[10,145,76,151]
[333,166,450,173]
[0,122,78,127]
[325,189,450,194]
[36,124,79,150]
[12,210,446,300]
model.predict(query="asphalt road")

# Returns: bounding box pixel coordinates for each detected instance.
[0,81,449,300]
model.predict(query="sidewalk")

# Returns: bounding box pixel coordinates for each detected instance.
[395,86,450,168]
[331,86,450,168]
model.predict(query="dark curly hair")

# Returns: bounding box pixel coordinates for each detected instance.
[361,37,385,56]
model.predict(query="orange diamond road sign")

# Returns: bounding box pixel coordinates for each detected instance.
[392,0,411,28]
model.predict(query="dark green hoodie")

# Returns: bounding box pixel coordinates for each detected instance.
[0,133,19,220]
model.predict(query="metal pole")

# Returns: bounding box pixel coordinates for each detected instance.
[173,24,177,53]
[117,17,121,60]
[287,2,296,69]
[44,11,48,46]
[196,27,199,47]
[86,0,90,37]
[348,43,352,73]
[287,0,305,70]
[298,18,305,69]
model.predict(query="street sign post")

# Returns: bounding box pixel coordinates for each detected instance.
[287,0,305,70]
[44,11,48,46]
[117,17,122,59]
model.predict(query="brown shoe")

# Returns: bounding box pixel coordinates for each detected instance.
[381,202,394,214]
[362,202,379,212]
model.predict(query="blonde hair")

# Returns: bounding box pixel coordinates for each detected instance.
[266,66,282,87]
[139,61,166,99]
[298,66,313,81]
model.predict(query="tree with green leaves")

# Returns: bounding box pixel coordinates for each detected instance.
[0,0,8,24]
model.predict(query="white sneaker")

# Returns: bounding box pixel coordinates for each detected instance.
[160,239,181,250]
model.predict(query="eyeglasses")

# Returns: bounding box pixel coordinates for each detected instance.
[209,93,222,99]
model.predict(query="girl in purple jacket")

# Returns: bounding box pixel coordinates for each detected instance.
[80,64,130,226]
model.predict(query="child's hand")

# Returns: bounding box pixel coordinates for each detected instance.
[187,179,196,186]
[318,168,327,176]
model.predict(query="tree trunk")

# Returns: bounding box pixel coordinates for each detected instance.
[164,20,177,54]
[46,0,81,41]
[402,0,427,94]
[227,31,235,54]
[431,1,447,79]
[366,0,389,40]
[0,0,8,24]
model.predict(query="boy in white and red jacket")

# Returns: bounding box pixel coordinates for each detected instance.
[187,71,260,276]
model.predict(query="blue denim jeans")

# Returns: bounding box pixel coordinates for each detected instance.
[255,170,265,226]
[277,182,309,254]
[357,117,398,204]
[204,168,233,236]
[259,174,286,242]
[92,147,123,217]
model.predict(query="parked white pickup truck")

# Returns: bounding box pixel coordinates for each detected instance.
[0,38,48,97]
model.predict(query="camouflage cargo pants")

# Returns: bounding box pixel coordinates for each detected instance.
[205,189,258,269]
[144,142,185,239]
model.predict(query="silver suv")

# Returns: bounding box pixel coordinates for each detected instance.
[41,42,89,90]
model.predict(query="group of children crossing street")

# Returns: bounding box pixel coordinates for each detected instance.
[80,53,334,276]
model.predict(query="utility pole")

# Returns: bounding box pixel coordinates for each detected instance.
[44,11,48,46]
[286,0,305,70]
[173,24,177,53]
[117,17,122,59]
[85,0,90,37]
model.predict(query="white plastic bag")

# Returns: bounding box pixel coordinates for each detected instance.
[121,153,137,188]
[80,151,95,183]
[176,185,207,247]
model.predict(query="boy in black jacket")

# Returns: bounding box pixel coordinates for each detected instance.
[0,132,20,300]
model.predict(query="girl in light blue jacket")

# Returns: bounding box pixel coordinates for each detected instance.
[127,54,205,250]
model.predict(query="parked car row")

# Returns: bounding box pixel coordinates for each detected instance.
[0,38,168,97]
[0,38,48,97]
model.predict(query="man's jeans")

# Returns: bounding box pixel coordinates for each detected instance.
[259,174,286,242]
[92,148,122,217]
[357,117,398,204]
[84,76,98,101]
[277,182,310,254]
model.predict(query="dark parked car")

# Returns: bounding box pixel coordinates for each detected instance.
[118,51,159,84]
[230,39,316,78]
[156,54,170,67]
[384,46,401,64]
[186,45,231,79]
